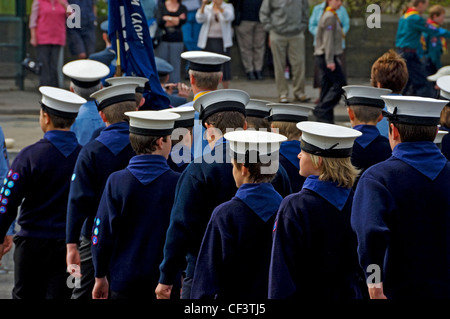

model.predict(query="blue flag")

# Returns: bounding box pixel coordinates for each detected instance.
[108,0,170,110]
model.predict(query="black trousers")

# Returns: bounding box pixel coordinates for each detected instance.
[399,50,436,98]
[12,236,72,299]
[313,55,347,124]
[36,44,62,87]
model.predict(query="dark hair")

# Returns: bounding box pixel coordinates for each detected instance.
[371,50,408,94]
[233,160,277,184]
[45,111,75,129]
[129,133,168,154]
[103,101,136,124]
[205,111,246,135]
[389,121,437,142]
[246,116,271,130]
[349,105,382,123]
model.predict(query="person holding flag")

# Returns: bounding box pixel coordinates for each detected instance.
[107,0,171,110]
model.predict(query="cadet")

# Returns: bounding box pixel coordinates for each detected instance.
[63,59,109,146]
[161,106,195,172]
[269,121,364,299]
[0,87,85,299]
[343,85,392,180]
[245,99,272,131]
[66,83,138,299]
[180,51,230,158]
[106,76,149,109]
[351,95,450,299]
[436,75,450,159]
[155,57,189,107]
[267,103,314,193]
[191,130,287,299]
[395,0,450,97]
[92,111,181,299]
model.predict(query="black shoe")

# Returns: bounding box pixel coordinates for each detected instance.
[255,71,264,80]
[246,71,256,81]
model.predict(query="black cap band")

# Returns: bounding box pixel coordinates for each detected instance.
[129,126,174,137]
[343,96,385,108]
[174,118,195,128]
[301,139,353,158]
[265,113,309,123]
[199,101,246,126]
[246,109,270,118]
[382,107,440,125]
[188,61,222,73]
[96,94,137,111]
[71,78,101,89]
[40,103,78,119]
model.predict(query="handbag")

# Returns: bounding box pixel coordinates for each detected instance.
[21,54,42,75]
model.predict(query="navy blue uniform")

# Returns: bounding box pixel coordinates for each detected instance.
[66,121,135,299]
[351,125,392,183]
[92,155,180,298]
[191,183,283,299]
[279,140,306,193]
[0,130,81,299]
[66,121,135,244]
[269,175,363,299]
[351,142,450,299]
[167,144,193,173]
[159,139,290,297]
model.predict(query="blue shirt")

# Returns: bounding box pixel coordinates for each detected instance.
[71,100,105,146]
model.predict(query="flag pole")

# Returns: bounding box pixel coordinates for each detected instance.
[115,31,122,76]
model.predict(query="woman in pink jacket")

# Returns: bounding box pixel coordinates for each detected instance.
[29,0,70,87]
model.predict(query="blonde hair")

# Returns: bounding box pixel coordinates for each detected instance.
[310,154,360,189]
[429,4,445,19]
[271,121,302,140]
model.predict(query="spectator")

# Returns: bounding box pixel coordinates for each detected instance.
[155,0,188,83]
[29,0,70,87]
[232,0,266,81]
[181,0,202,52]
[67,0,97,59]
[309,0,350,103]
[312,0,347,123]
[260,0,310,103]
[196,0,234,89]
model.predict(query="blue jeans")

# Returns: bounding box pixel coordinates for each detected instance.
[182,11,201,52]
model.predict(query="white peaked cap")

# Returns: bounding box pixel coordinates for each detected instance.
[245,99,271,118]
[106,76,148,88]
[160,106,195,128]
[63,59,110,87]
[181,51,230,72]
[381,95,448,125]
[125,110,180,136]
[90,83,139,111]
[427,65,450,82]
[342,85,392,108]
[436,75,450,100]
[39,86,86,119]
[297,121,362,158]
[266,103,314,122]
[434,130,448,144]
[193,89,250,125]
[224,130,287,157]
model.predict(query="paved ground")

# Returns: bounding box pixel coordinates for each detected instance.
[0,75,369,299]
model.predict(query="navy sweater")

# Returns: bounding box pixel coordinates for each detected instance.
[0,131,81,239]
[92,155,180,296]
[351,142,450,299]
[269,181,363,299]
[66,122,135,243]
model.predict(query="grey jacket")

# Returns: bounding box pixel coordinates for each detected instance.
[259,0,309,36]
[313,10,343,65]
